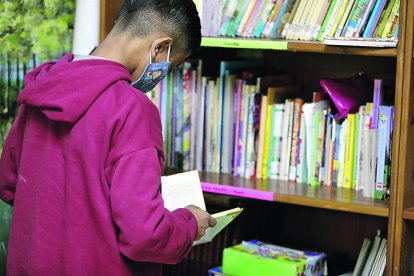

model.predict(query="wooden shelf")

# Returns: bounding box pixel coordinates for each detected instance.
[403,208,414,220]
[200,172,389,217]
[201,37,398,57]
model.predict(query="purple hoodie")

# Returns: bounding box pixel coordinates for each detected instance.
[0,54,197,275]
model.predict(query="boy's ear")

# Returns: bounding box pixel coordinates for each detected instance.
[151,37,173,58]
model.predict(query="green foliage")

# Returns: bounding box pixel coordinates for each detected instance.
[0,0,75,61]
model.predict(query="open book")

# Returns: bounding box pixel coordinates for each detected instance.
[161,170,243,246]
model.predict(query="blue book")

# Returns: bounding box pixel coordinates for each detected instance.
[363,0,388,38]
[375,105,394,199]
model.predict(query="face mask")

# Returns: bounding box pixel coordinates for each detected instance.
[131,45,171,93]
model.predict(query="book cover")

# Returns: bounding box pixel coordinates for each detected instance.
[272,0,298,39]
[362,0,388,37]
[334,0,356,37]
[245,92,259,178]
[337,118,348,188]
[281,0,302,38]
[355,0,377,37]
[302,100,328,185]
[332,122,342,187]
[256,95,268,179]
[316,0,339,41]
[313,0,334,39]
[373,0,396,38]
[371,79,383,130]
[254,0,277,38]
[262,0,285,38]
[289,98,304,181]
[269,103,285,180]
[352,237,373,276]
[296,112,307,183]
[244,0,267,37]
[361,230,384,275]
[381,0,399,39]
[343,114,356,189]
[262,87,277,179]
[161,171,243,246]
[279,99,294,181]
[285,0,307,39]
[344,0,369,37]
[328,0,351,38]
[316,109,327,184]
[375,105,394,199]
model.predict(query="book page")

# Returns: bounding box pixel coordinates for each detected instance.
[193,207,243,246]
[161,170,206,211]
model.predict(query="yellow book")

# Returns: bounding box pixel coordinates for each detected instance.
[328,0,350,37]
[255,95,268,179]
[262,88,277,180]
[344,114,356,189]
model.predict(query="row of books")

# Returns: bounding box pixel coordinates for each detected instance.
[199,0,400,42]
[147,60,393,199]
[353,230,387,276]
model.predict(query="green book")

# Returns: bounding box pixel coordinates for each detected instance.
[373,0,396,38]
[317,0,338,41]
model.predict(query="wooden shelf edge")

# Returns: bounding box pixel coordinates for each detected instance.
[403,207,414,220]
[199,172,389,218]
[200,37,398,57]
[277,194,389,217]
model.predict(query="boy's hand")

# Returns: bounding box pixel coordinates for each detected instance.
[185,205,217,241]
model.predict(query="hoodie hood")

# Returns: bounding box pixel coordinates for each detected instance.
[18,54,132,124]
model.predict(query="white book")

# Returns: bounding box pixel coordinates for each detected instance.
[337,118,347,188]
[361,230,382,275]
[302,100,328,184]
[353,237,373,276]
[161,170,243,246]
[269,103,285,180]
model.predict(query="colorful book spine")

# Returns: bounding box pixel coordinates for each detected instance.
[256,95,268,178]
[375,106,394,199]
[269,103,285,179]
[289,98,304,181]
[281,0,302,38]
[233,80,243,175]
[262,87,276,179]
[254,0,276,37]
[335,0,356,37]
[280,99,294,181]
[371,79,383,130]
[296,112,307,183]
[245,92,259,178]
[344,0,369,37]
[332,122,342,187]
[363,0,388,37]
[381,0,400,39]
[337,119,347,187]
[373,0,396,38]
[343,114,356,189]
[328,0,351,38]
[269,0,292,39]
[317,0,338,41]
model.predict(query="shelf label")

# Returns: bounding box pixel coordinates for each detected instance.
[201,182,274,201]
[201,37,288,50]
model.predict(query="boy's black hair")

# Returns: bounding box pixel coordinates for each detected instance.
[113,0,201,53]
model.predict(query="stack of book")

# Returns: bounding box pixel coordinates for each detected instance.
[353,230,387,276]
[198,0,399,45]
[147,61,394,199]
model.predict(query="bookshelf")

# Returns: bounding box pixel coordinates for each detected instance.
[100,0,414,274]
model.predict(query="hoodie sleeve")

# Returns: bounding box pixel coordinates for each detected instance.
[105,147,198,264]
[0,127,17,206]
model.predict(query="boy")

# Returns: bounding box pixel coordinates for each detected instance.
[0,0,216,275]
